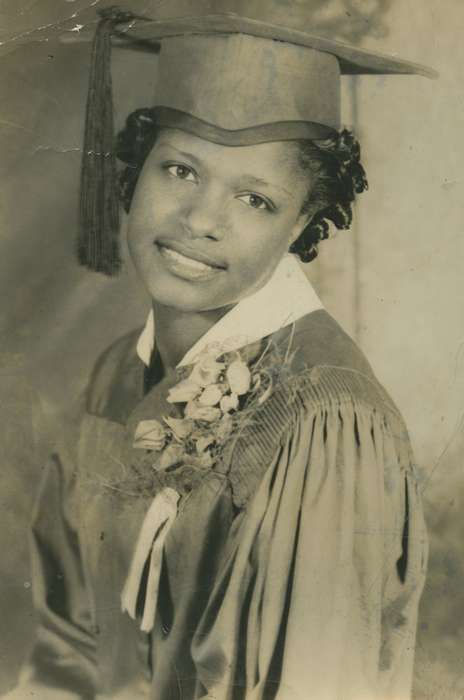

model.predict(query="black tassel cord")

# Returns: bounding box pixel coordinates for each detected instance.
[79,7,138,276]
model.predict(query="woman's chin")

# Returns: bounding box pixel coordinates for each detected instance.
[133,254,261,313]
[142,274,229,313]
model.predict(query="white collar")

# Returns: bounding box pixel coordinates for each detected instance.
[136,254,323,368]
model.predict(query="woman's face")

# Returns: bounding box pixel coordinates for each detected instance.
[127,128,312,312]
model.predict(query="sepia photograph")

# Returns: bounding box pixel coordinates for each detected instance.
[0,1,462,698]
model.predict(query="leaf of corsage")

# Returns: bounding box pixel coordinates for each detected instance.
[196,434,215,453]
[156,444,185,472]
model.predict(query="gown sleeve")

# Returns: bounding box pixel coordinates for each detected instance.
[191,374,428,700]
[3,419,99,699]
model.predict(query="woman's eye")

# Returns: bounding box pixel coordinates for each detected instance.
[238,194,273,211]
[166,164,196,182]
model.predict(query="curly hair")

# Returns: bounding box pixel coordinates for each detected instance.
[116,109,368,263]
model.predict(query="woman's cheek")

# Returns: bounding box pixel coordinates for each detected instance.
[134,168,169,210]
[130,188,177,247]
[239,218,290,266]
[230,234,282,293]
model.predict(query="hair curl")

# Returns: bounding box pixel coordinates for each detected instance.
[291,130,368,262]
[116,109,368,263]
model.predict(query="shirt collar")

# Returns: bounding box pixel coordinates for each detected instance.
[136,254,323,368]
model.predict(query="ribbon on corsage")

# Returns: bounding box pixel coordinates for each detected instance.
[121,487,179,633]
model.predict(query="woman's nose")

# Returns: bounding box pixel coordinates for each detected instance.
[182,188,226,241]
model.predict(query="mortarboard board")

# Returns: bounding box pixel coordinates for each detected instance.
[78,3,436,275]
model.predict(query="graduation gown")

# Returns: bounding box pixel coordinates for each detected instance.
[7,309,428,700]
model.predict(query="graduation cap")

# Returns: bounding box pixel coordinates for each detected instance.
[78,4,436,276]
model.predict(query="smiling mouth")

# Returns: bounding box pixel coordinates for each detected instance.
[156,242,226,281]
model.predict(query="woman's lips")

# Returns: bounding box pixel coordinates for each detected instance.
[156,241,226,282]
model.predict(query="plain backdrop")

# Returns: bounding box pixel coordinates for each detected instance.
[0,1,463,697]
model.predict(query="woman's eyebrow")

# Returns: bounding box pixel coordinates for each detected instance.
[236,175,292,197]
[157,143,202,167]
[157,144,293,197]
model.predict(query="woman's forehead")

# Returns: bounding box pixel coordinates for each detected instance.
[153,127,303,182]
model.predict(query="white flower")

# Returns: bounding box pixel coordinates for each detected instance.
[198,384,223,407]
[189,355,225,387]
[167,378,201,404]
[185,401,221,423]
[226,359,251,396]
[220,393,239,413]
[133,420,167,451]
[156,443,184,472]
[163,416,194,440]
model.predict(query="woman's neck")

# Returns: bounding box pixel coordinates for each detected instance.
[152,301,232,371]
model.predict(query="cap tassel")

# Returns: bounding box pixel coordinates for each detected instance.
[78,7,137,276]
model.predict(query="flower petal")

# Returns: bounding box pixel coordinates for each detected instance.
[226,359,251,396]
[189,356,225,387]
[133,419,167,451]
[198,384,223,407]
[167,378,201,404]
[163,416,194,440]
[219,393,239,413]
[185,401,221,423]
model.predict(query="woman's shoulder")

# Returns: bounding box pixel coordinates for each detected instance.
[291,309,373,377]
[274,309,404,422]
[228,312,409,507]
[86,327,143,422]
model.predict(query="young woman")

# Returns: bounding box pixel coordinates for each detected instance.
[5,5,432,700]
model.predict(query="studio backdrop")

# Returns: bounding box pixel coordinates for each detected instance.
[1,1,463,697]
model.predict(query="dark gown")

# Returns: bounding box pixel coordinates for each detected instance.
[7,310,427,700]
